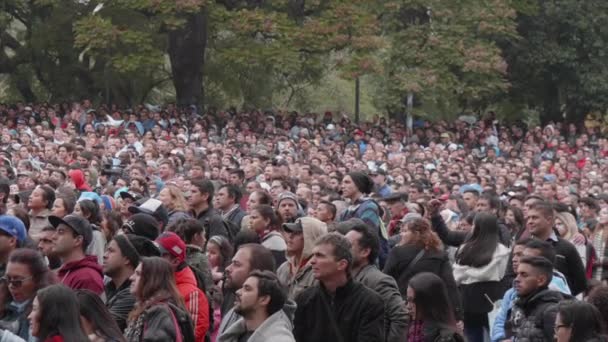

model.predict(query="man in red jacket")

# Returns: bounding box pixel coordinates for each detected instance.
[49,214,104,294]
[156,232,210,342]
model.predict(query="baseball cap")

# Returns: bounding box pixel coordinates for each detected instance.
[129,198,169,228]
[282,219,303,233]
[155,232,186,263]
[119,191,143,202]
[0,215,26,243]
[48,214,93,247]
[121,213,160,240]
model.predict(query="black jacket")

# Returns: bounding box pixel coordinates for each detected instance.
[431,215,511,247]
[383,245,463,320]
[193,207,230,240]
[105,279,136,332]
[549,237,587,296]
[294,279,385,342]
[505,287,563,341]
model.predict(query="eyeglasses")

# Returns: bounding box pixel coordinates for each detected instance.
[1,276,33,288]
[554,324,569,333]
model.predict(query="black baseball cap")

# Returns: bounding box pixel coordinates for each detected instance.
[49,214,93,247]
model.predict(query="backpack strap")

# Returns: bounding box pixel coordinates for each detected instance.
[164,304,184,342]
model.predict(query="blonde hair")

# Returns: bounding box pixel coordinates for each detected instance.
[161,185,189,212]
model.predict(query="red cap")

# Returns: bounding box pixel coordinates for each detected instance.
[155,232,186,263]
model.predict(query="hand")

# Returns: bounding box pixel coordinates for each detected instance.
[456,321,464,334]
[572,232,586,245]
[428,199,442,217]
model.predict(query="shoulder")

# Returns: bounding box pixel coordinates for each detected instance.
[295,286,319,307]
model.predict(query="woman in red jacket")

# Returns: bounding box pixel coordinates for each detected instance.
[28,284,88,342]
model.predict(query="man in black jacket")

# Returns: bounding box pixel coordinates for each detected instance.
[505,256,563,341]
[294,233,385,342]
[526,201,587,295]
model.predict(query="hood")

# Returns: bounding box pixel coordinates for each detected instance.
[69,169,92,191]
[58,255,102,277]
[453,244,510,285]
[175,265,198,287]
[517,288,563,309]
[219,305,295,342]
[300,217,328,260]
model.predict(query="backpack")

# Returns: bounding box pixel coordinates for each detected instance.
[166,302,196,342]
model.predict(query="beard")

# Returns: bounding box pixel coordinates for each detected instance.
[234,303,255,318]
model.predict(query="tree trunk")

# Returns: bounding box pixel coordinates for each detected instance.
[168,9,207,107]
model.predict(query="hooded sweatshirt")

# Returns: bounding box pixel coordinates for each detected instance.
[68,169,92,192]
[57,255,104,295]
[277,217,327,300]
[217,309,295,342]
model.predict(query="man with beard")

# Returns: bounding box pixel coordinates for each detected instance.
[219,244,277,335]
[217,271,295,342]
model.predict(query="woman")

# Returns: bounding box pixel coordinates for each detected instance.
[124,257,191,342]
[101,211,122,243]
[51,195,75,219]
[503,206,525,241]
[554,300,607,342]
[76,290,126,342]
[27,284,88,342]
[158,185,191,227]
[248,205,287,266]
[555,210,591,267]
[74,199,106,264]
[383,217,462,322]
[452,212,510,342]
[0,249,57,341]
[407,272,464,342]
[206,236,233,342]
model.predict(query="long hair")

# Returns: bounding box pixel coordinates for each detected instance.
[456,212,499,267]
[208,235,234,271]
[557,300,607,340]
[251,204,280,231]
[128,257,185,321]
[404,218,442,252]
[9,248,57,293]
[76,290,126,342]
[408,272,456,327]
[162,185,189,212]
[36,284,88,341]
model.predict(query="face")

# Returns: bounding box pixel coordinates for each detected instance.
[406,286,416,319]
[51,198,67,218]
[314,204,333,222]
[73,202,84,217]
[52,224,81,257]
[5,262,36,303]
[554,313,572,342]
[462,193,478,209]
[475,198,491,213]
[129,263,142,298]
[341,176,359,199]
[514,262,544,296]
[27,296,41,337]
[215,187,233,210]
[511,244,525,273]
[278,200,298,221]
[526,209,553,237]
[505,210,516,225]
[206,242,221,268]
[28,187,47,210]
[284,230,304,255]
[310,243,345,281]
[225,248,252,290]
[234,276,262,317]
[554,218,567,237]
[400,223,417,245]
[188,186,206,208]
[37,230,55,256]
[248,210,268,233]
[103,240,129,277]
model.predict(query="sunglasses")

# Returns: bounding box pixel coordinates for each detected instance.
[1,276,33,288]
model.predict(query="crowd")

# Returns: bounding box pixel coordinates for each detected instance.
[0,101,603,341]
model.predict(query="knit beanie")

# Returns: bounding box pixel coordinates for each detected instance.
[113,234,160,267]
[348,171,374,194]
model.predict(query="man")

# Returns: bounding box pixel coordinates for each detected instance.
[579,196,600,231]
[189,180,230,240]
[313,200,336,224]
[277,217,327,300]
[371,169,392,198]
[128,198,169,232]
[103,234,158,331]
[345,223,407,342]
[216,184,246,228]
[491,239,571,342]
[50,214,104,294]
[504,256,563,341]
[120,212,160,240]
[540,182,557,201]
[293,233,384,342]
[188,160,206,181]
[37,225,61,270]
[217,270,295,342]
[526,201,587,295]
[339,171,387,266]
[276,192,301,223]
[156,232,210,341]
[0,215,26,277]
[219,244,277,334]
[158,159,176,183]
[462,189,480,211]
[383,193,408,236]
